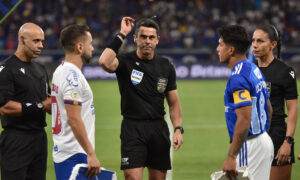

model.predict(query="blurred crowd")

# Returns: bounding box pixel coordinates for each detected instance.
[1,0,300,50]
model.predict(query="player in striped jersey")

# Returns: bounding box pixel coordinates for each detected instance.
[217,25,274,180]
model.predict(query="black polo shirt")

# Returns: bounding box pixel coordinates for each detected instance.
[115,51,177,120]
[0,55,50,131]
[255,59,298,121]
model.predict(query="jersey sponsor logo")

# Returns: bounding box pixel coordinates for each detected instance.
[0,65,4,72]
[290,71,295,79]
[66,70,79,87]
[131,69,144,85]
[19,67,25,74]
[254,67,262,79]
[157,78,168,93]
[232,63,243,75]
[233,89,251,104]
[266,82,271,94]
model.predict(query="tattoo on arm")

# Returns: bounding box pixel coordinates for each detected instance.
[229,129,249,157]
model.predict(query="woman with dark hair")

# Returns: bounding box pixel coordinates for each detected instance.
[252,25,298,180]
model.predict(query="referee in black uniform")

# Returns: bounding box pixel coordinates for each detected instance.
[252,25,298,180]
[0,23,51,180]
[99,17,183,180]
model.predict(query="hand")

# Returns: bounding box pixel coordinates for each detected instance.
[222,155,238,180]
[86,152,101,179]
[173,130,183,150]
[42,98,51,113]
[276,141,292,165]
[120,17,135,36]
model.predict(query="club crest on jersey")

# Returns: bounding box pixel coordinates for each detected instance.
[66,70,79,87]
[157,78,168,93]
[131,69,144,85]
[266,82,271,94]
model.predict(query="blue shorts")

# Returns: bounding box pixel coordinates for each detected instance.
[54,153,87,180]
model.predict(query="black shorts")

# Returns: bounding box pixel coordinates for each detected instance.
[120,119,171,170]
[268,121,295,166]
[0,129,47,180]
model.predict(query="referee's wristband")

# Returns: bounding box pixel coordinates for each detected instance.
[107,33,124,54]
[22,102,43,115]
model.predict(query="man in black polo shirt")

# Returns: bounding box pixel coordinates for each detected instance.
[99,17,183,180]
[0,23,51,180]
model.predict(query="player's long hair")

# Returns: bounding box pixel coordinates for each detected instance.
[256,25,281,59]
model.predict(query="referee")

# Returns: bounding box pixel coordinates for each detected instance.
[0,23,51,180]
[252,25,298,180]
[99,17,183,180]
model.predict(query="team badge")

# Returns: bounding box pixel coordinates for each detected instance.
[66,70,79,87]
[266,82,271,95]
[131,69,144,85]
[157,78,168,93]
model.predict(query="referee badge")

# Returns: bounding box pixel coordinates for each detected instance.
[131,69,144,85]
[157,78,168,93]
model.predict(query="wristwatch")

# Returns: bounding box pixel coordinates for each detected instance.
[174,126,184,134]
[285,136,294,144]
[36,102,44,109]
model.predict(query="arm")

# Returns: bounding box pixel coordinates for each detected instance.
[223,105,252,179]
[276,99,298,165]
[65,104,100,178]
[0,100,22,116]
[0,98,50,116]
[166,90,183,150]
[99,16,134,72]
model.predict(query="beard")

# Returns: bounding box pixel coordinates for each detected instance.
[81,51,92,64]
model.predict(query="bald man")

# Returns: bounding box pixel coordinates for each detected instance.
[0,23,51,180]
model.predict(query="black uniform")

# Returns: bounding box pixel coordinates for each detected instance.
[255,59,298,166]
[116,51,177,170]
[0,55,50,180]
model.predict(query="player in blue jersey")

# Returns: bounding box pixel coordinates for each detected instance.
[216,25,274,180]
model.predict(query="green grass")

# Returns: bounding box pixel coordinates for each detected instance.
[2,80,300,179]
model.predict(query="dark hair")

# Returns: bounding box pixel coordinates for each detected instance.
[134,18,160,36]
[59,24,90,52]
[217,25,251,54]
[256,25,281,59]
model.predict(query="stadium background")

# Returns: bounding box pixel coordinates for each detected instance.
[0,0,300,179]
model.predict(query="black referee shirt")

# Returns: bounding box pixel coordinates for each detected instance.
[255,59,298,121]
[116,51,177,120]
[0,55,50,131]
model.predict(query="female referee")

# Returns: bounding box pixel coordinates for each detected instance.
[252,25,298,180]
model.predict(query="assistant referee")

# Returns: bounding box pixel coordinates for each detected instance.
[252,25,298,180]
[0,23,51,180]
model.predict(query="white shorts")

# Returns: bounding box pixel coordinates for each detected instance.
[236,132,274,180]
